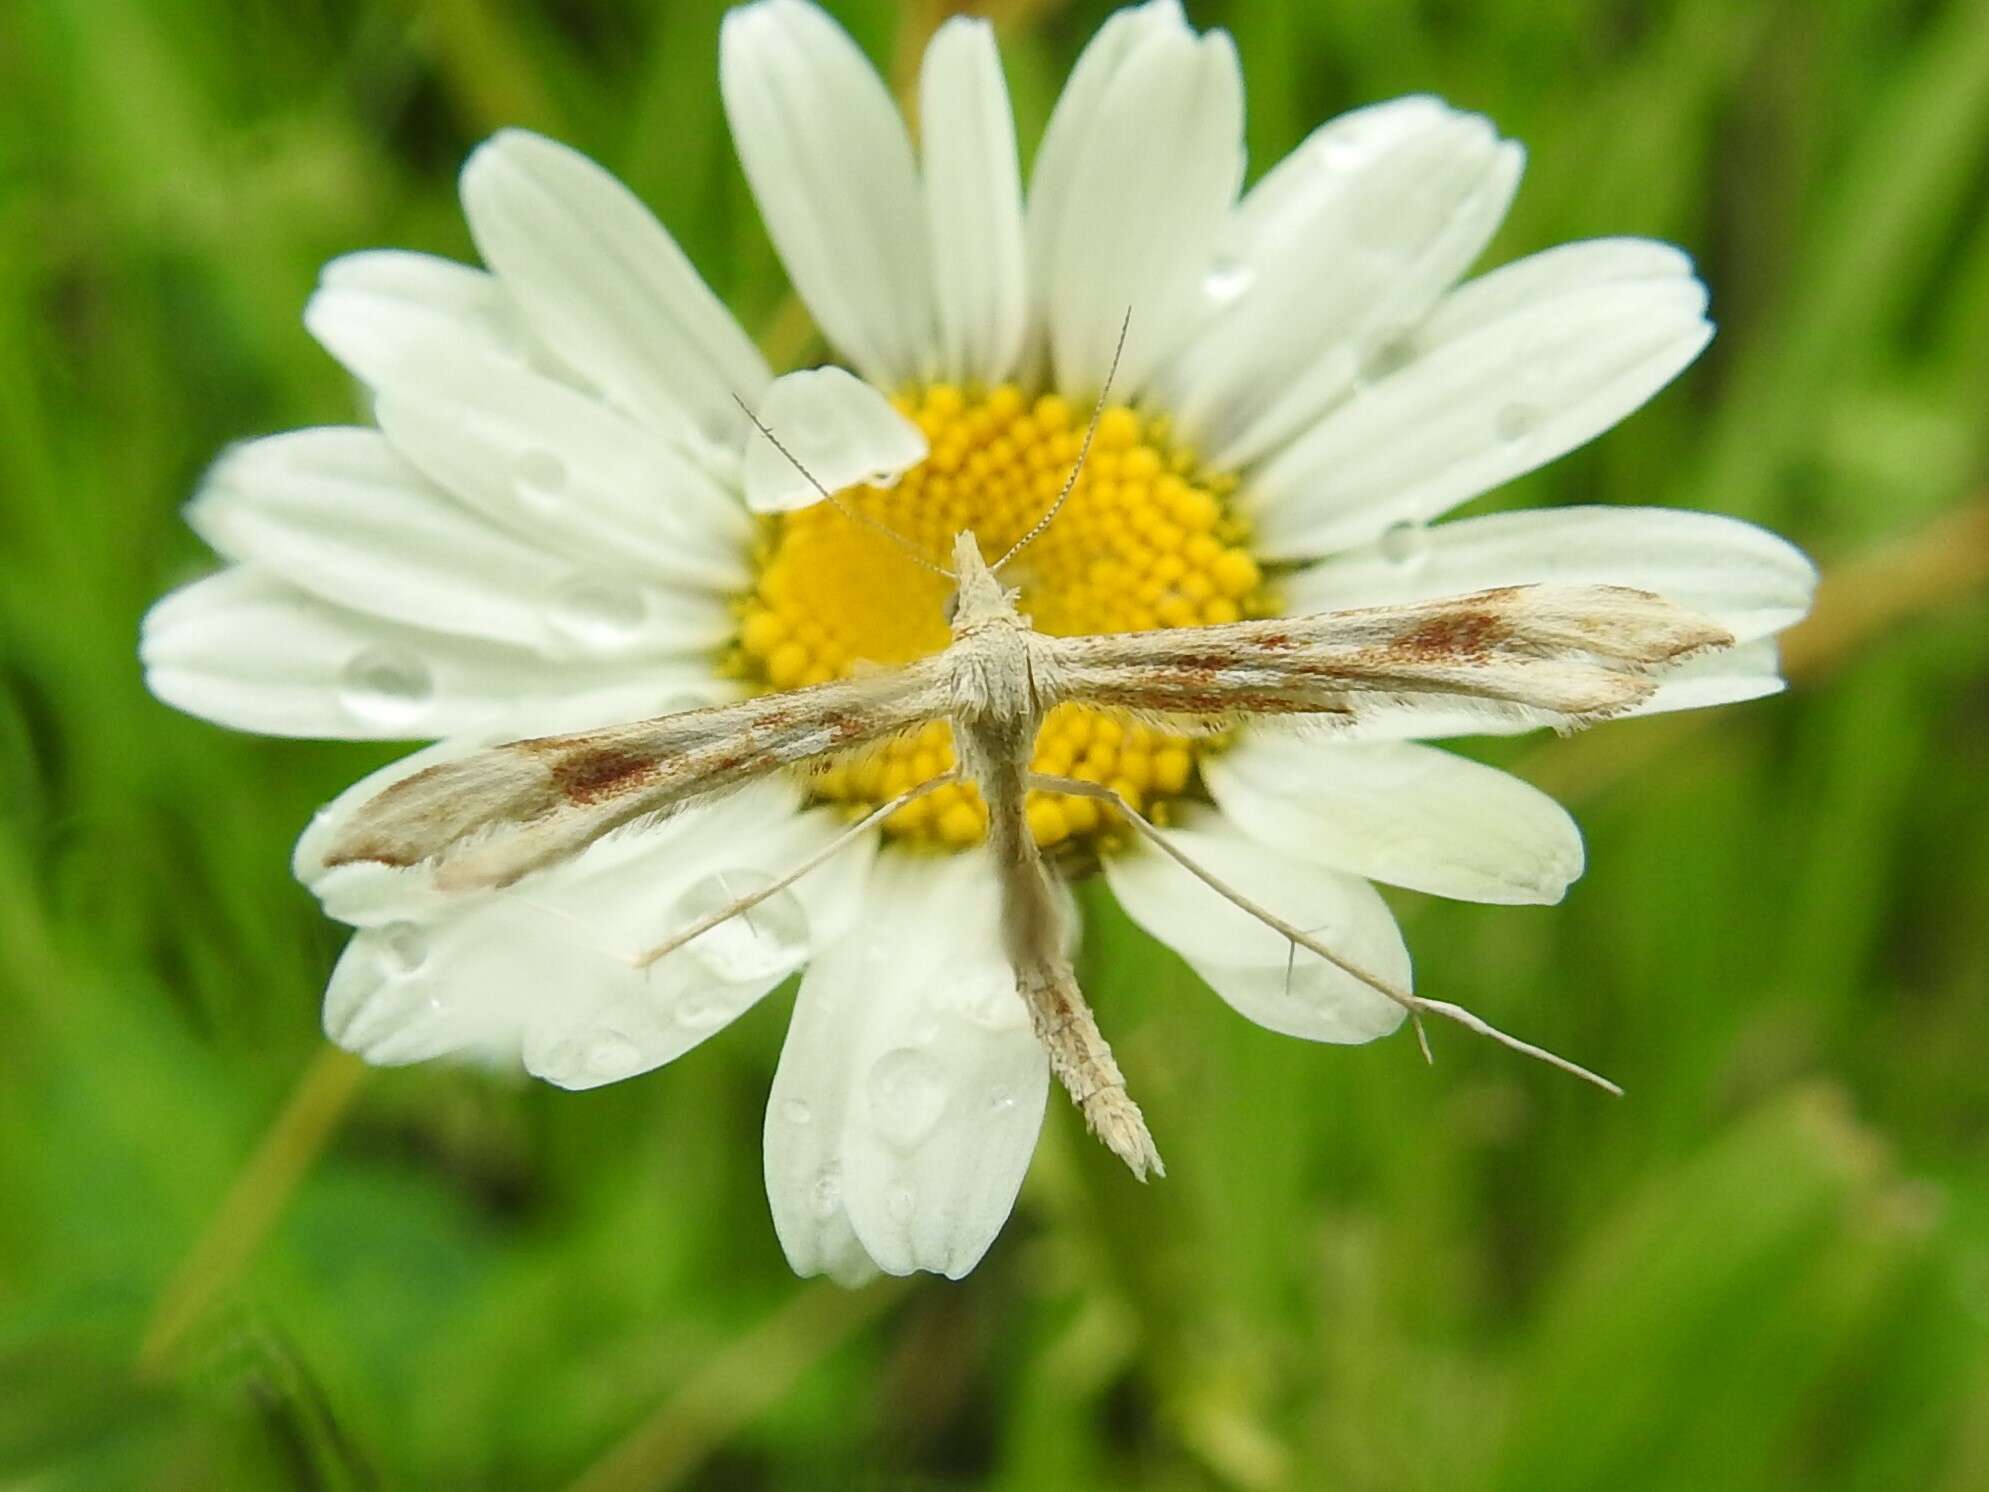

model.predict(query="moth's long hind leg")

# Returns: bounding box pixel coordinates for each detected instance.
[1030,773,1624,1097]
[632,772,960,970]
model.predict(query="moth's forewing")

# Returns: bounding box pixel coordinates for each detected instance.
[324,659,953,888]
[1039,584,1731,728]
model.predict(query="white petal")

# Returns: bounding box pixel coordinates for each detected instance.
[1626,636,1787,716]
[1204,736,1585,904]
[1224,95,1453,248]
[1163,106,1523,468]
[188,428,733,656]
[919,17,1028,385]
[1025,5,1244,395]
[742,368,928,513]
[142,566,720,740]
[764,853,1049,1280]
[1103,807,1407,1044]
[317,250,550,375]
[1419,237,1697,345]
[721,0,934,387]
[458,130,770,448]
[319,778,874,1082]
[1286,505,1817,645]
[306,281,752,589]
[1248,277,1713,559]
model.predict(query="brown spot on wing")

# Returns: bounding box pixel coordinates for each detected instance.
[547,747,662,805]
[1395,610,1509,663]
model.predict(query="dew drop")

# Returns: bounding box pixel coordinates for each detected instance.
[885,1182,917,1223]
[542,1028,643,1086]
[1495,402,1542,444]
[810,1163,843,1219]
[487,316,533,366]
[514,448,568,509]
[337,646,433,730]
[667,872,810,982]
[1358,331,1417,385]
[1316,128,1370,172]
[866,1047,948,1149]
[547,575,648,650]
[677,994,730,1032]
[699,406,739,448]
[1202,257,1253,304]
[781,1099,814,1127]
[378,920,428,976]
[585,1031,641,1079]
[1377,520,1429,570]
[953,969,1025,1032]
[988,1083,1016,1114]
[867,467,902,490]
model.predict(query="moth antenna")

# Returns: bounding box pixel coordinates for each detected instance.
[733,393,953,579]
[993,306,1132,574]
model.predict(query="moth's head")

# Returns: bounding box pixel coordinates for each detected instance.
[944,530,1017,634]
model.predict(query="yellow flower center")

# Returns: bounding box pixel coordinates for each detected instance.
[732,383,1272,851]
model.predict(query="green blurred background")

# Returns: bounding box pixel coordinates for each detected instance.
[4,0,1988,1486]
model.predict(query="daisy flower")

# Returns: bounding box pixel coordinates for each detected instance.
[142,0,1816,1283]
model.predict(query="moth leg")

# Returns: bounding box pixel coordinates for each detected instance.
[1028,773,1622,1097]
[633,772,961,970]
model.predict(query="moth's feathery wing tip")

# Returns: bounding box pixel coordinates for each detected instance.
[1526,584,1735,665]
[318,743,589,885]
[1085,1091,1165,1181]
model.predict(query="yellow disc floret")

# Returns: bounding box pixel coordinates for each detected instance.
[732,384,1272,850]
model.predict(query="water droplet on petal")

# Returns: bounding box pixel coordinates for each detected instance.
[667,872,810,983]
[866,1047,948,1149]
[867,468,902,490]
[677,994,729,1032]
[885,1182,917,1222]
[988,1084,1016,1113]
[542,1029,642,1086]
[587,1031,640,1077]
[810,1163,843,1219]
[1316,128,1370,171]
[488,317,534,366]
[338,646,433,730]
[1495,403,1541,445]
[514,448,568,510]
[781,1099,814,1126]
[547,575,648,650]
[953,970,1026,1032]
[699,406,738,448]
[378,920,428,976]
[1203,257,1253,304]
[1358,331,1417,385]
[1377,520,1429,570]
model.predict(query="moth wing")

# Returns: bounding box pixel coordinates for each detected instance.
[1038,584,1732,732]
[324,656,954,889]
